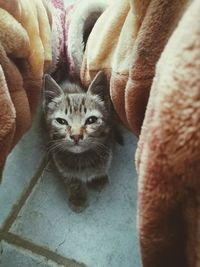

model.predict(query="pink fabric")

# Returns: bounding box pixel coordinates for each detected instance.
[52,0,64,10]
[48,0,65,74]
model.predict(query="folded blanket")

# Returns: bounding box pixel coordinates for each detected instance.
[46,0,65,75]
[81,0,136,86]
[35,0,52,70]
[0,44,31,147]
[125,0,189,135]
[0,0,52,179]
[65,0,109,81]
[136,0,200,265]
[14,0,52,78]
[0,0,21,21]
[10,0,52,114]
[0,8,30,58]
[81,0,189,135]
[41,0,52,29]
[0,65,15,182]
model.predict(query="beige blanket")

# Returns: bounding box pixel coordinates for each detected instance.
[81,0,189,135]
[0,0,52,180]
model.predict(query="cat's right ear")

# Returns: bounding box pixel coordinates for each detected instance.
[43,74,63,105]
[87,71,109,101]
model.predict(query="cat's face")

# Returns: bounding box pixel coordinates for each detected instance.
[43,72,111,154]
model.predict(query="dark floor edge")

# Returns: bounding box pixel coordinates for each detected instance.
[0,232,86,267]
[1,154,49,233]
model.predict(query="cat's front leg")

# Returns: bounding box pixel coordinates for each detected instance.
[66,177,88,213]
[87,175,109,192]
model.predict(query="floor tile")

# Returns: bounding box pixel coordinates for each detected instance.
[10,130,142,267]
[0,241,65,267]
[0,109,45,229]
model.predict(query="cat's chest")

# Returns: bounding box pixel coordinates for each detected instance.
[52,150,111,181]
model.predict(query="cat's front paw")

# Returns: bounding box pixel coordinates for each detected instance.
[68,194,88,213]
[87,175,109,192]
[68,181,88,213]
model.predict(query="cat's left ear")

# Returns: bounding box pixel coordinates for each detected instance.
[43,74,63,100]
[87,71,109,100]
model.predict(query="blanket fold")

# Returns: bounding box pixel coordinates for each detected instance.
[0,8,30,58]
[125,0,189,135]
[0,65,15,182]
[64,0,110,81]
[0,44,31,147]
[0,0,53,180]
[136,0,200,266]
[81,0,189,136]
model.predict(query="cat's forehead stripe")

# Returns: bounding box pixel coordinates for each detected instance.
[60,92,105,117]
[64,95,88,114]
[66,96,70,106]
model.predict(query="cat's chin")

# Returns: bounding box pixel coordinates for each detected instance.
[68,145,88,154]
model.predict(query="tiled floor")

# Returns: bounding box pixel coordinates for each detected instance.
[0,105,141,267]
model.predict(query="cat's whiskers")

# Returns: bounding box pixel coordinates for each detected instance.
[47,140,66,154]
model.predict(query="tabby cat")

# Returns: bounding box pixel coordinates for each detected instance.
[43,72,121,212]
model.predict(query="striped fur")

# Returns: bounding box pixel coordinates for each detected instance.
[43,72,116,211]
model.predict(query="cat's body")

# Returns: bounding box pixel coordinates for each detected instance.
[43,72,120,212]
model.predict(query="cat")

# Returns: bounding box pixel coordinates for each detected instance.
[43,71,122,212]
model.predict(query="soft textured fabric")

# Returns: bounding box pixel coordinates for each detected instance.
[0,65,15,182]
[47,0,65,75]
[0,0,21,22]
[81,0,136,85]
[81,0,189,135]
[11,0,52,114]
[65,0,110,81]
[125,0,189,135]
[35,0,52,70]
[0,8,30,58]
[16,0,51,78]
[0,0,52,179]
[136,0,200,266]
[0,44,31,147]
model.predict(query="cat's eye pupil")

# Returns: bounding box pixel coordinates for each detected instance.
[85,116,98,125]
[56,118,68,125]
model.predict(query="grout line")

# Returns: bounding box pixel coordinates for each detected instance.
[0,232,86,267]
[1,154,49,233]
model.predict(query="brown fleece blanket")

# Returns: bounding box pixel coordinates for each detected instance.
[0,0,52,180]
[81,0,189,136]
[0,65,15,180]
[136,0,200,266]
[0,44,31,147]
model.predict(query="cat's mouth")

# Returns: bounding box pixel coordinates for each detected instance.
[68,144,88,154]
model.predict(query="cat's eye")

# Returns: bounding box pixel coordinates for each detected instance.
[85,116,98,125]
[56,118,68,125]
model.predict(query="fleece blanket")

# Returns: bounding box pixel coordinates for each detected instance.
[0,0,52,180]
[81,0,189,135]
[136,0,200,266]
[0,44,31,148]
[46,0,65,75]
[46,0,109,83]
[14,0,52,114]
[65,0,110,81]
[0,65,15,181]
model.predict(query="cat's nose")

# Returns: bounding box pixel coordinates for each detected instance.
[70,134,83,144]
